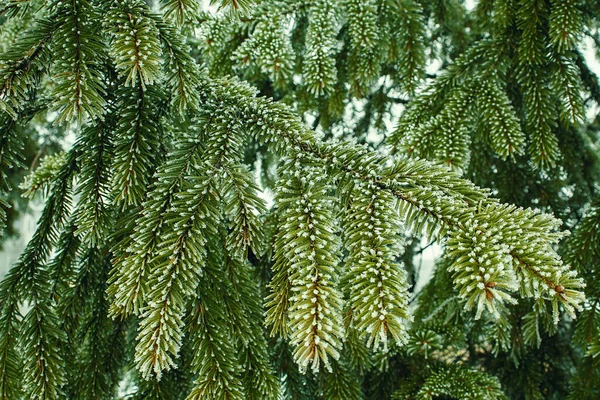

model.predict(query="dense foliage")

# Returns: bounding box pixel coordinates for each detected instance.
[0,0,599,399]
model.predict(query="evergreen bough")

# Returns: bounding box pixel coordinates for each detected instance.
[0,0,599,399]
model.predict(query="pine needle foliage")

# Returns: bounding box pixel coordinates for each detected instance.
[0,0,599,399]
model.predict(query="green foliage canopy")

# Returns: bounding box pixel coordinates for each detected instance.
[0,0,599,399]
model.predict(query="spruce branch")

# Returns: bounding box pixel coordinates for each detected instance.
[397,364,505,399]
[303,0,338,96]
[105,0,162,89]
[49,0,106,124]
[222,164,267,258]
[107,134,204,318]
[20,152,68,199]
[186,279,244,400]
[476,76,526,158]
[188,230,277,399]
[549,0,582,53]
[516,0,547,65]
[0,285,22,400]
[550,52,585,125]
[269,160,345,373]
[134,176,218,379]
[7,149,77,291]
[562,198,600,272]
[160,0,199,25]
[388,39,507,168]
[265,214,293,338]
[342,183,411,350]
[233,17,295,87]
[0,150,78,398]
[233,267,279,399]
[196,75,584,326]
[110,84,163,207]
[563,199,600,357]
[344,0,381,96]
[517,63,561,167]
[321,358,362,400]
[47,221,80,300]
[20,302,67,400]
[0,19,54,118]
[389,0,426,95]
[151,13,203,113]
[73,121,113,245]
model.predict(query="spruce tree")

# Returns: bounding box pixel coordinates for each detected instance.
[0,0,599,399]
